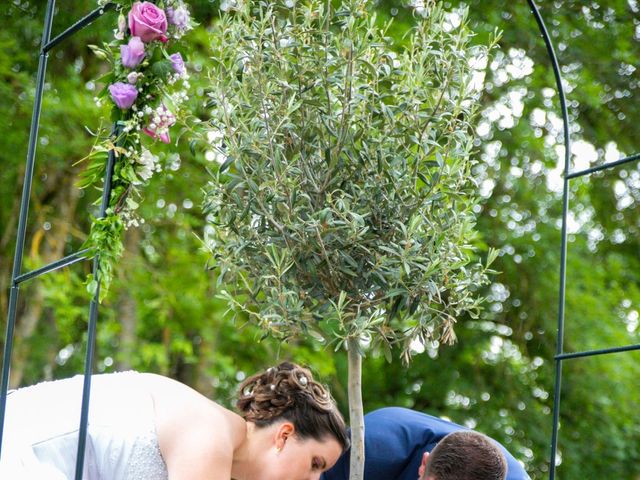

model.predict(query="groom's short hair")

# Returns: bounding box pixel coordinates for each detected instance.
[422,430,507,480]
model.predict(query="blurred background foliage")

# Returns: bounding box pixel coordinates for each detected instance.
[1,0,639,478]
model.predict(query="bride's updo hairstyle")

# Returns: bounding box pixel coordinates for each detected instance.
[237,362,349,451]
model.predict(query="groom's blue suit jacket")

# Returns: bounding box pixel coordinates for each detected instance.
[321,407,530,480]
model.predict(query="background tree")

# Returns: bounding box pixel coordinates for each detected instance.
[1,1,639,478]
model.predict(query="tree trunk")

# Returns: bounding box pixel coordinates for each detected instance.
[347,336,365,480]
[116,227,140,370]
[0,191,22,317]
[9,172,80,387]
[194,322,218,398]
[1,166,28,349]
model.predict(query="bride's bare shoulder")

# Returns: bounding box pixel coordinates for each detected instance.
[141,373,245,463]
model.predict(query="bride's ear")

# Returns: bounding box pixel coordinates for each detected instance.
[274,421,296,451]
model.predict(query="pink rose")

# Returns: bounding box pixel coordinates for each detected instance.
[121,36,145,68]
[128,2,168,43]
[143,105,176,144]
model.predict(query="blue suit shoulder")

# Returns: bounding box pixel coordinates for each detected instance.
[322,407,530,480]
[323,407,461,480]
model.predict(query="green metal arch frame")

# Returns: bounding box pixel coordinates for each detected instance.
[0,2,120,479]
[527,1,640,478]
[0,1,639,479]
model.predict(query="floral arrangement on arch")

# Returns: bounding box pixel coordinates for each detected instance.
[83,0,193,299]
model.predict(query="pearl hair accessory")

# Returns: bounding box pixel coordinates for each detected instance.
[270,384,276,391]
[298,375,308,386]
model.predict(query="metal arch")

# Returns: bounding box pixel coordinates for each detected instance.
[74,121,122,480]
[525,2,571,478]
[527,1,640,479]
[2,1,640,479]
[0,2,119,479]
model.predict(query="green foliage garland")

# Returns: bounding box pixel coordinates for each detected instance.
[84,0,193,300]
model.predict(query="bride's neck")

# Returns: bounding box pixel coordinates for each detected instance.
[231,421,256,480]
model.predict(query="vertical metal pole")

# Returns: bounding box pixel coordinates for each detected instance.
[74,123,120,480]
[548,148,570,480]
[0,0,56,456]
[526,2,571,478]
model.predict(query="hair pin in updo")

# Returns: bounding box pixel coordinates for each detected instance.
[270,384,276,391]
[298,374,308,386]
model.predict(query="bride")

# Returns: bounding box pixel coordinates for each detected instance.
[0,361,348,479]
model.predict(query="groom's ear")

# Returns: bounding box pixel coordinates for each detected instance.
[418,451,429,480]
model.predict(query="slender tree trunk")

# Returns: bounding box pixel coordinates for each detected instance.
[1,174,26,342]
[9,172,80,387]
[117,290,137,370]
[195,322,217,398]
[10,284,45,387]
[43,309,59,381]
[347,336,365,480]
[116,227,140,370]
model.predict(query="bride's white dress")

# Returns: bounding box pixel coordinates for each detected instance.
[0,371,168,480]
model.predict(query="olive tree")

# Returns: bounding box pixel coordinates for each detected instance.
[203,0,497,477]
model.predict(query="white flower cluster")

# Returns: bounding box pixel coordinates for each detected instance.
[220,0,243,13]
[409,0,434,18]
[205,129,227,164]
[167,72,190,87]
[171,89,190,107]
[120,206,145,228]
[136,148,162,183]
[122,113,143,134]
[166,0,194,39]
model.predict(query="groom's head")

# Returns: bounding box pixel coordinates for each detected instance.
[418,431,507,480]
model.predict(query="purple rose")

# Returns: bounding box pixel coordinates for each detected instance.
[109,82,138,110]
[128,2,168,43]
[121,36,145,68]
[169,53,186,76]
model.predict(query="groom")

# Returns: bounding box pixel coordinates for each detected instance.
[321,407,530,480]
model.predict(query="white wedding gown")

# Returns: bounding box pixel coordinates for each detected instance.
[0,371,168,480]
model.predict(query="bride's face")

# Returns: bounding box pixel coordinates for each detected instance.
[270,435,342,480]
[253,424,343,480]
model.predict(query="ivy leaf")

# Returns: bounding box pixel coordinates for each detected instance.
[151,60,174,80]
